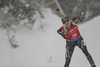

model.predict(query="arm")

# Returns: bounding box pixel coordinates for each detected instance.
[72,16,79,23]
[57,28,66,39]
[70,16,84,24]
[72,12,85,24]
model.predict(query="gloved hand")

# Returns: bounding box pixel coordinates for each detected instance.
[57,29,65,35]
[80,12,85,22]
[57,29,67,39]
[61,34,66,39]
[73,16,79,20]
[80,17,84,22]
[56,8,60,12]
[72,16,79,23]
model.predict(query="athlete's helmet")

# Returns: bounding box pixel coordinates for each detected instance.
[61,17,69,24]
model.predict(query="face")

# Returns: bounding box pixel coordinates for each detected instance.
[64,22,71,28]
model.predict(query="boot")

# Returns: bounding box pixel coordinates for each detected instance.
[91,64,96,67]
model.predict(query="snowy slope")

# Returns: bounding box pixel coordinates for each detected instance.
[0,8,100,67]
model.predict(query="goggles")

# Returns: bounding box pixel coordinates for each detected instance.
[64,22,71,26]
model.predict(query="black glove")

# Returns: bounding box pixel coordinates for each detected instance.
[80,12,85,22]
[79,17,84,22]
[57,29,65,35]
[56,8,60,12]
[57,29,66,39]
[72,16,79,20]
[72,16,79,24]
[61,34,66,39]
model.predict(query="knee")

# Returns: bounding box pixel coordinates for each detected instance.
[82,46,87,52]
[81,46,87,52]
[65,57,71,63]
[82,46,90,56]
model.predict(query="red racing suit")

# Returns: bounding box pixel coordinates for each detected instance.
[60,24,81,41]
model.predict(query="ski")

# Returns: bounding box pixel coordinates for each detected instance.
[44,0,66,18]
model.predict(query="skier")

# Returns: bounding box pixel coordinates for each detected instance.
[57,16,96,67]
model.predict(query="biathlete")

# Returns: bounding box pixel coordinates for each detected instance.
[57,15,96,67]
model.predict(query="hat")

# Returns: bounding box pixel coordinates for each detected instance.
[61,17,69,24]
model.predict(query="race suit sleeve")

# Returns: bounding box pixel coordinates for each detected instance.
[72,16,84,24]
[72,16,79,23]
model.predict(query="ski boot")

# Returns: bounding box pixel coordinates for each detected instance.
[91,64,96,67]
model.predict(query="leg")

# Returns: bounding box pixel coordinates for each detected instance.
[77,39,96,67]
[64,41,75,67]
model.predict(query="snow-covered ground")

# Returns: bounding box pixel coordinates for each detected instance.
[0,9,100,67]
